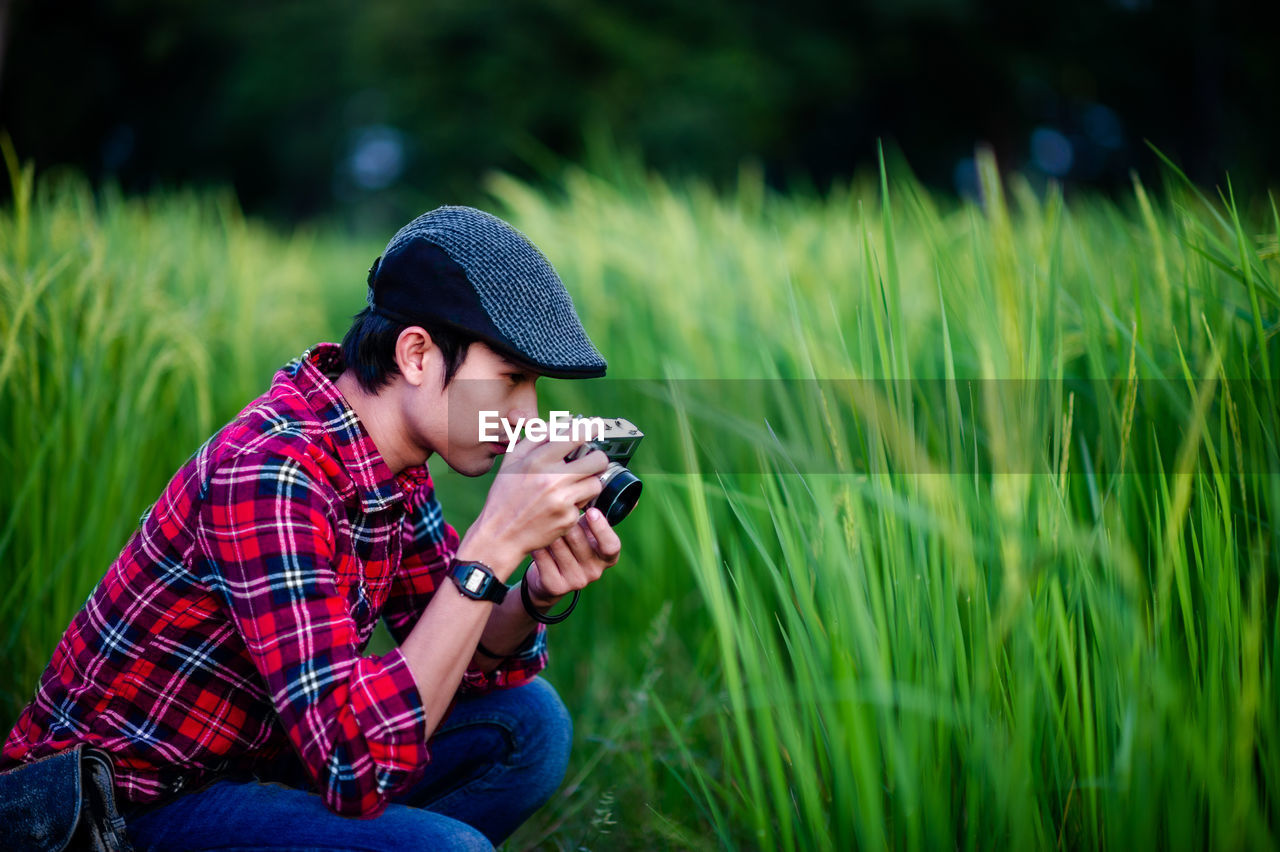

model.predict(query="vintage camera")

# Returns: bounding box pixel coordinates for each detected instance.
[562,416,644,526]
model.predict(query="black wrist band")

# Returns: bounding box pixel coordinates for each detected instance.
[520,574,579,624]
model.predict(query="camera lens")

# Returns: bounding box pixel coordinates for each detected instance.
[595,463,642,526]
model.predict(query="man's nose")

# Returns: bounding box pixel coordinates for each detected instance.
[519,384,538,414]
[507,387,539,424]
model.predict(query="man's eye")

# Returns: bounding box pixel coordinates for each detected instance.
[507,373,526,385]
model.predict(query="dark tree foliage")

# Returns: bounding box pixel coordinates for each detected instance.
[1,0,1276,225]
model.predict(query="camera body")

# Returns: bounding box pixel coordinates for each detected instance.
[563,416,644,525]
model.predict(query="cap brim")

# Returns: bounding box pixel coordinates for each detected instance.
[459,323,607,380]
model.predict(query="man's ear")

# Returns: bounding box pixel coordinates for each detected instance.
[394,326,437,388]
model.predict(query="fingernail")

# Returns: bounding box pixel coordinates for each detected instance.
[588,508,603,522]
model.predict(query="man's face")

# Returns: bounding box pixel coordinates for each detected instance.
[419,341,540,477]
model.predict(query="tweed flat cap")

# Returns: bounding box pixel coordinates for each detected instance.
[367,206,606,379]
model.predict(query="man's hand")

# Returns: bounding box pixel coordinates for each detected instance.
[458,416,609,579]
[524,506,622,609]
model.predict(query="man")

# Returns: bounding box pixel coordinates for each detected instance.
[1,206,621,850]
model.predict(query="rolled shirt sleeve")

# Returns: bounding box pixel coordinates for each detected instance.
[458,625,549,693]
[386,477,549,694]
[197,451,429,818]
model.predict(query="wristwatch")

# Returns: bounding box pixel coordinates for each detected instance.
[448,560,508,604]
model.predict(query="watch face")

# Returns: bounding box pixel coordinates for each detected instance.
[452,560,504,603]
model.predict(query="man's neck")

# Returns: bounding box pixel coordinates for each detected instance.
[333,370,425,475]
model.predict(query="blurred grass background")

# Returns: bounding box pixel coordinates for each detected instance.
[1,138,1277,849]
[6,1,1280,226]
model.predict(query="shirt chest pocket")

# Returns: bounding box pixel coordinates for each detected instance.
[335,511,401,634]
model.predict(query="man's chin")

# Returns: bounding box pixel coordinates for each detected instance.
[442,450,501,478]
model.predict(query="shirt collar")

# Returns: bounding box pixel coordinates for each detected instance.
[281,342,430,514]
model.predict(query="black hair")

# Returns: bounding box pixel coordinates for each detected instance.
[341,307,474,394]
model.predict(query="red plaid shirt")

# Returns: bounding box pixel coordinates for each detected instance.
[2,343,546,817]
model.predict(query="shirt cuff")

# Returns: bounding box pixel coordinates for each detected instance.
[349,646,430,798]
[459,625,548,694]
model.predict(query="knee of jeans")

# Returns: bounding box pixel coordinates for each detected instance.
[516,678,573,792]
[440,822,495,852]
[390,810,495,852]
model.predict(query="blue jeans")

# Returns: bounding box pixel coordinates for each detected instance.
[122,678,572,851]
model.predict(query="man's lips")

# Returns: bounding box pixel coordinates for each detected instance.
[487,442,508,455]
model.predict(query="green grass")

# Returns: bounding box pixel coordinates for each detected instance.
[1,139,1276,850]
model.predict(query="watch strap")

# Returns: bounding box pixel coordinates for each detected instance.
[449,560,508,604]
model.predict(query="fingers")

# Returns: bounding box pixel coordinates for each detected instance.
[558,511,621,578]
[528,542,578,599]
[481,415,616,560]
[513,430,585,461]
[574,446,609,468]
[568,475,605,510]
[557,442,610,473]
[506,433,607,477]
[577,513,600,551]
[582,508,622,563]
[532,513,623,600]
[526,550,562,599]
[548,537,585,584]
[561,520,601,574]
[509,424,603,469]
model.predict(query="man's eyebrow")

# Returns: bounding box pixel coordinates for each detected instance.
[497,355,540,376]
